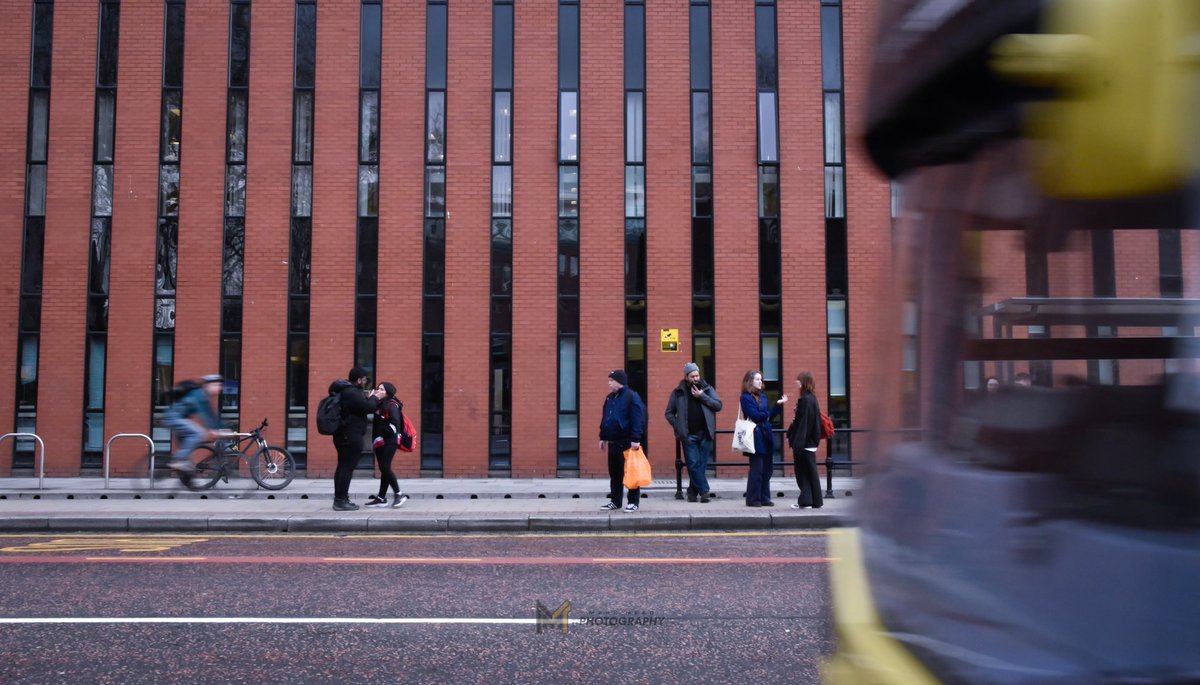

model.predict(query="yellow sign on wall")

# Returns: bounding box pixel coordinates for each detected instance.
[660,329,679,352]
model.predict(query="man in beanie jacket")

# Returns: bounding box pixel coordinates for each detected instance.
[599,369,647,512]
[329,366,382,511]
[665,361,722,502]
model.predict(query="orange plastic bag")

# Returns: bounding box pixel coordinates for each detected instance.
[623,446,652,490]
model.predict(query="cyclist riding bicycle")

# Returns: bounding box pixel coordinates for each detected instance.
[165,374,232,473]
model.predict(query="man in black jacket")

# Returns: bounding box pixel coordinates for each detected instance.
[331,366,381,511]
[599,369,647,513]
[665,362,723,502]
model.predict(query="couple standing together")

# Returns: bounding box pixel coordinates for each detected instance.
[602,363,825,511]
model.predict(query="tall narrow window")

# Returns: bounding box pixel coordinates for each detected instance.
[152,0,186,453]
[83,1,120,465]
[15,1,54,467]
[689,1,715,382]
[287,0,316,465]
[421,0,448,471]
[624,1,647,400]
[821,0,850,440]
[356,1,381,385]
[557,0,580,471]
[220,0,250,430]
[489,1,513,471]
[756,2,783,407]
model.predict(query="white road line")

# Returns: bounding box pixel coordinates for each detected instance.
[0,617,581,625]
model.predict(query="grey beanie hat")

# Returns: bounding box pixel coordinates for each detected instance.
[683,362,700,376]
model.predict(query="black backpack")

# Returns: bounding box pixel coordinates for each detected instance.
[316,381,350,435]
[172,379,202,401]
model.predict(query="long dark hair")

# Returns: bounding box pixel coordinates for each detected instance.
[741,370,762,396]
[797,371,815,395]
[379,382,397,399]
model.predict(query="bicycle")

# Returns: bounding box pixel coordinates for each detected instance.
[183,418,296,492]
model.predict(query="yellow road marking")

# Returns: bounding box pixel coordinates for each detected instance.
[0,536,206,553]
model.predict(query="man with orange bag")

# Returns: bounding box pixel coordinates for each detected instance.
[599,369,647,513]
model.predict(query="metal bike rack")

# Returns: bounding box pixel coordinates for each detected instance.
[0,432,47,490]
[103,433,157,489]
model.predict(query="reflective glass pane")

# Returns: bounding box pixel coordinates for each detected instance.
[89,218,110,295]
[229,3,251,88]
[558,4,579,90]
[293,91,313,163]
[493,92,511,163]
[758,92,778,163]
[425,167,445,217]
[624,5,645,90]
[93,165,113,217]
[492,166,512,217]
[359,4,381,89]
[225,164,246,217]
[755,6,777,90]
[291,165,312,217]
[294,4,316,88]
[159,165,180,216]
[626,92,644,163]
[824,93,843,164]
[29,92,49,163]
[162,4,186,88]
[26,164,46,216]
[829,338,847,396]
[95,92,115,163]
[289,217,311,294]
[30,4,54,88]
[559,92,578,162]
[558,167,579,217]
[156,219,177,296]
[625,166,645,218]
[227,92,247,162]
[493,4,513,90]
[223,217,244,297]
[558,338,577,411]
[425,4,447,89]
[762,336,780,382]
[692,166,712,217]
[427,92,445,163]
[821,6,843,91]
[360,91,379,163]
[825,166,845,219]
[161,91,182,162]
[358,165,378,217]
[758,166,779,218]
[689,5,710,90]
[691,93,710,164]
[97,3,121,88]
[829,299,847,336]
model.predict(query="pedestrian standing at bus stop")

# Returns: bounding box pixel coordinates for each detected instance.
[599,369,647,513]
[665,361,722,503]
[786,370,823,509]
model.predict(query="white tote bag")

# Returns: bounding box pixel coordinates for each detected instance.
[731,407,757,453]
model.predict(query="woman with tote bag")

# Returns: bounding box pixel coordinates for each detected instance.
[739,370,786,507]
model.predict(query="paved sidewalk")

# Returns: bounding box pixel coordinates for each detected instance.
[0,475,859,533]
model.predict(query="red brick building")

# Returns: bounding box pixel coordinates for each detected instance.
[0,0,892,478]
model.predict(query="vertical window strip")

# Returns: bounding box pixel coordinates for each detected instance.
[84,1,120,461]
[220,0,251,429]
[689,1,715,382]
[16,1,54,464]
[820,0,849,442]
[355,1,381,381]
[624,1,647,400]
[151,0,186,453]
[286,0,316,465]
[755,3,782,406]
[489,1,513,471]
[421,0,448,470]
[557,0,580,471]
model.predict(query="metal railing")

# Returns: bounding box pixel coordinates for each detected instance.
[674,427,864,500]
[103,433,157,489]
[0,432,47,490]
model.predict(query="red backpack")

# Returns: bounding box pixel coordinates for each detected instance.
[819,412,835,441]
[398,411,417,453]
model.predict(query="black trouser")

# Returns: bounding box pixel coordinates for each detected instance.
[607,440,639,506]
[374,440,400,497]
[333,435,364,501]
[794,449,823,507]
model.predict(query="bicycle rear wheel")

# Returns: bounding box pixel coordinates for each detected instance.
[186,445,223,491]
[251,446,296,490]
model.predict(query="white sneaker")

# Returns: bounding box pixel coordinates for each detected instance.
[392,494,409,508]
[624,503,638,513]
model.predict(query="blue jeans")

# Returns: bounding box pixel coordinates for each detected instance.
[684,433,711,497]
[165,418,205,464]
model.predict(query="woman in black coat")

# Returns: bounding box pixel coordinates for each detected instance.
[786,370,823,509]
[365,382,409,508]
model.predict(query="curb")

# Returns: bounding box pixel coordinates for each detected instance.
[0,514,850,534]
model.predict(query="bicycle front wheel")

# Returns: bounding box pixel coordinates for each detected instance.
[251,445,296,490]
[186,445,223,491]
